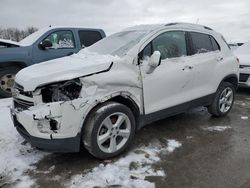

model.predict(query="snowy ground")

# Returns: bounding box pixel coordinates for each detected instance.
[0,98,48,188]
[69,139,181,188]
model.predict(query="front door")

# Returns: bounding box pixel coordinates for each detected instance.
[32,30,78,64]
[140,31,195,116]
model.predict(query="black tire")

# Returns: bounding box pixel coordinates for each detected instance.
[208,82,235,117]
[0,67,21,98]
[83,101,136,159]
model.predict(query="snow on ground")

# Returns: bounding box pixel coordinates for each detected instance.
[202,126,232,132]
[241,116,249,120]
[0,98,48,188]
[69,139,182,188]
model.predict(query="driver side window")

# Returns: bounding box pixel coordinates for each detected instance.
[43,30,75,49]
[140,31,187,60]
[152,31,187,60]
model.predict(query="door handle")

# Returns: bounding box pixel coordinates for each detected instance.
[182,65,193,71]
[217,57,224,62]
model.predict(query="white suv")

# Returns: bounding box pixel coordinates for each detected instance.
[234,41,250,87]
[11,23,239,159]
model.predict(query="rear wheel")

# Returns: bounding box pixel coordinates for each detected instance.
[0,67,21,98]
[208,82,235,117]
[83,101,136,159]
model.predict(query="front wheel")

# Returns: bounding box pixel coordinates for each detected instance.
[83,102,136,159]
[0,67,21,98]
[208,82,235,117]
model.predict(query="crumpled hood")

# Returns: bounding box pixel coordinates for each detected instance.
[15,51,120,91]
[0,39,21,47]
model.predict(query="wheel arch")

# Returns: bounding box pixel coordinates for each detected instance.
[220,74,238,90]
[82,92,142,134]
[107,95,141,130]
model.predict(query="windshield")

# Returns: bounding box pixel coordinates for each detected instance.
[19,28,48,46]
[85,30,148,57]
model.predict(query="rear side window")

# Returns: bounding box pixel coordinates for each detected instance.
[190,32,213,54]
[152,31,187,59]
[78,31,103,48]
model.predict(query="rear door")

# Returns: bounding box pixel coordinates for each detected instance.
[78,30,103,48]
[32,29,78,63]
[187,32,221,99]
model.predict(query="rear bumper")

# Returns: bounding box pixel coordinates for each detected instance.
[12,113,81,153]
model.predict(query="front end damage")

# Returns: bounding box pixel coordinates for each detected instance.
[11,61,143,152]
[11,79,91,152]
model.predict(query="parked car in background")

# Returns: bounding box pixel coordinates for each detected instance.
[234,41,250,87]
[229,43,244,51]
[11,23,238,159]
[0,26,106,97]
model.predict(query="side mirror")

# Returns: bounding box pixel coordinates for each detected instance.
[146,51,161,74]
[39,40,52,50]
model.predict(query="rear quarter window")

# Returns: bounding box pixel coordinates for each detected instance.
[78,31,103,48]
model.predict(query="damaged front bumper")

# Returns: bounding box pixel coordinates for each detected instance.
[11,97,90,152]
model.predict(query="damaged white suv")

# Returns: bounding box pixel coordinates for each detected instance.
[11,23,239,159]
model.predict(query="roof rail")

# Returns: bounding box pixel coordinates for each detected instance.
[203,26,213,30]
[165,22,179,26]
[165,22,214,31]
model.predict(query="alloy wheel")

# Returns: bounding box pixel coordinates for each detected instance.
[97,112,131,153]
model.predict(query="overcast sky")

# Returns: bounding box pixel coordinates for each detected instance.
[0,0,249,42]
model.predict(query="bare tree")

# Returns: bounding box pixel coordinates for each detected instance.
[0,27,38,42]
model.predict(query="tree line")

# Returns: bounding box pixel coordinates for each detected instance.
[0,26,38,42]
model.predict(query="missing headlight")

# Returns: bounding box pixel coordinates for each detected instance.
[41,79,82,103]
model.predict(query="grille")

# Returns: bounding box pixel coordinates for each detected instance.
[239,65,250,69]
[239,73,250,82]
[13,98,34,110]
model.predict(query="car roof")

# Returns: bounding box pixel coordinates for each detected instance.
[39,26,104,33]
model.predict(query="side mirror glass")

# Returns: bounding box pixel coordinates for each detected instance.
[146,51,161,74]
[39,40,52,50]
